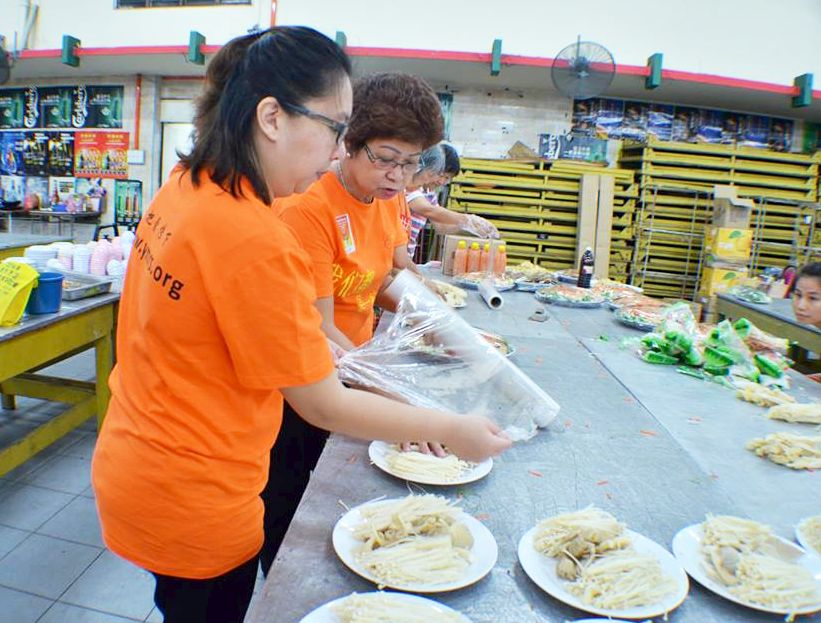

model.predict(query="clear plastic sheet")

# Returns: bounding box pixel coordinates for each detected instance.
[337,271,560,441]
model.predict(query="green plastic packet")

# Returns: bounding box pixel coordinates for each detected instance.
[643,351,679,365]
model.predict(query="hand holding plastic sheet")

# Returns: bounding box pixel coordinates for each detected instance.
[337,270,560,441]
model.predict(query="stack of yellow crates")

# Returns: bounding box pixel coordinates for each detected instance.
[620,138,820,297]
[447,158,638,281]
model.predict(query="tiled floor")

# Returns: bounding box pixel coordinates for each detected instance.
[0,352,265,622]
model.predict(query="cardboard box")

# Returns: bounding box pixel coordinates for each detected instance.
[712,185,753,229]
[441,235,505,276]
[698,263,748,297]
[704,227,753,262]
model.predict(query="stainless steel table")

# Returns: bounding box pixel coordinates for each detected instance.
[249,285,821,623]
[716,293,821,354]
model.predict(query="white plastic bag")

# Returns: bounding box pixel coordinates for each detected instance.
[337,270,560,441]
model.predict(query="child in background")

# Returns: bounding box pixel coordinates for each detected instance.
[792,263,821,328]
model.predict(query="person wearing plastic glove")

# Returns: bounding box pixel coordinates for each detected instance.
[264,72,503,575]
[91,32,510,623]
[403,142,499,254]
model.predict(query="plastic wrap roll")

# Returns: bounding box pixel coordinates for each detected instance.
[341,269,560,441]
[478,279,503,309]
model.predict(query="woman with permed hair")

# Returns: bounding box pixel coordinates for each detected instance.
[91,34,510,621]
[260,73,464,574]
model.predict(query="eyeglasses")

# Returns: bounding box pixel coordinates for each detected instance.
[284,103,348,144]
[363,143,420,174]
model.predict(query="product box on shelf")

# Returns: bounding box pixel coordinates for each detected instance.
[712,185,753,229]
[698,263,749,297]
[704,227,753,263]
[441,235,504,276]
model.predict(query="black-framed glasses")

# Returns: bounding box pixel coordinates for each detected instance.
[363,143,420,174]
[284,103,348,144]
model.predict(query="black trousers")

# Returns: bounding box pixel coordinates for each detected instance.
[151,552,259,623]
[259,400,329,575]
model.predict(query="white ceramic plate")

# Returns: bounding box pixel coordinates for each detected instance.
[452,276,516,292]
[518,527,689,620]
[332,498,498,593]
[298,591,473,622]
[368,441,493,486]
[796,516,821,558]
[672,522,821,617]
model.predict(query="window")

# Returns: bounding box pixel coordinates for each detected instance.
[117,0,251,8]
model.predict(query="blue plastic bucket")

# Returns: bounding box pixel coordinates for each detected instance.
[25,272,64,315]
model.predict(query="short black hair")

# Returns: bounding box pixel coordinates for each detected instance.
[179,26,351,204]
[441,143,460,176]
[797,262,821,282]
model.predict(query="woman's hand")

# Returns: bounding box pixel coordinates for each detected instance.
[443,415,512,462]
[399,441,447,457]
[462,214,500,239]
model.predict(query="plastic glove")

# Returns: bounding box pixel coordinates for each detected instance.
[462,213,500,239]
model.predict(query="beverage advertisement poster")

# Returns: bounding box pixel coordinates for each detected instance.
[21,131,49,176]
[114,179,143,222]
[38,87,74,128]
[0,89,26,129]
[75,131,129,178]
[22,87,40,129]
[0,132,25,175]
[85,86,124,129]
[47,131,75,176]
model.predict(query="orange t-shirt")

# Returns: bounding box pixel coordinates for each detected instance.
[91,168,334,579]
[279,171,408,346]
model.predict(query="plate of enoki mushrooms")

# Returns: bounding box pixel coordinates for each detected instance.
[673,514,821,621]
[298,591,472,623]
[517,506,688,619]
[368,441,493,486]
[333,494,497,593]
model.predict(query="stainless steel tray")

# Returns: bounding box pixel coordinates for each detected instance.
[55,269,115,300]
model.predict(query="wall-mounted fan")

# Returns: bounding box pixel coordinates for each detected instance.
[551,36,615,100]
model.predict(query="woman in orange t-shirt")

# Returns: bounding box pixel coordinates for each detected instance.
[262,74,447,573]
[91,31,510,623]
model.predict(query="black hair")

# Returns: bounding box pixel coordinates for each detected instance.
[441,143,460,176]
[179,26,351,204]
[797,262,821,283]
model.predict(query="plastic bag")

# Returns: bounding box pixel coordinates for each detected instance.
[703,320,760,382]
[337,270,560,441]
[637,303,704,367]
